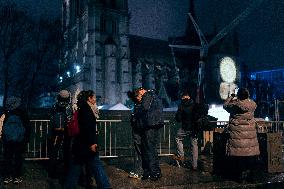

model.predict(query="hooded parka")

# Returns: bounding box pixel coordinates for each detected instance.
[223,96,260,157]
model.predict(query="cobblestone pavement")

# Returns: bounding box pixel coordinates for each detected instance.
[1,156,284,189]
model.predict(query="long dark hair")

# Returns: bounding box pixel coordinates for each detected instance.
[77,90,95,108]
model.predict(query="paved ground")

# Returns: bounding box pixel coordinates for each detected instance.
[1,156,284,189]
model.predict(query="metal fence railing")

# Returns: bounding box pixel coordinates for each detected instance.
[96,120,122,158]
[26,120,50,160]
[1,119,284,160]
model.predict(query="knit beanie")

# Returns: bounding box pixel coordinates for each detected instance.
[59,90,70,98]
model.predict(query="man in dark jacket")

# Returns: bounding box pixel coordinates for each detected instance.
[1,96,30,184]
[49,90,73,179]
[172,92,198,170]
[134,87,163,181]
[127,91,143,179]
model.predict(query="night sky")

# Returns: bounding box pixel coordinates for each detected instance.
[128,0,189,40]
[14,0,61,20]
[194,0,284,71]
[14,0,284,71]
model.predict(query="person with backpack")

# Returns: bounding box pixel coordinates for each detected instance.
[64,90,111,189]
[48,90,73,180]
[1,96,30,185]
[134,87,164,181]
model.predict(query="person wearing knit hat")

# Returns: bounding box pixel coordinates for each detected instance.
[48,90,73,180]
[57,90,71,102]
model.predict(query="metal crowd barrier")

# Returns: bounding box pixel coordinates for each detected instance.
[158,120,172,156]
[1,119,284,160]
[25,120,50,160]
[96,120,122,158]
[24,119,122,160]
[201,121,284,155]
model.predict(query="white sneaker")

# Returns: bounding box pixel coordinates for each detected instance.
[128,171,141,179]
[3,177,13,184]
[13,177,23,184]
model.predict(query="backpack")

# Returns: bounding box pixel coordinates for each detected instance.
[52,111,67,130]
[67,111,79,137]
[3,114,25,142]
[143,93,164,129]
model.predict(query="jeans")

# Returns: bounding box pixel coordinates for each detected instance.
[132,128,143,175]
[64,154,111,189]
[3,141,25,178]
[175,128,198,168]
[141,128,161,176]
[48,131,71,179]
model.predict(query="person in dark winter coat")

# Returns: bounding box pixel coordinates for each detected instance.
[49,90,73,180]
[223,88,260,182]
[172,92,199,170]
[134,88,163,181]
[64,90,111,189]
[1,96,30,184]
[127,91,143,179]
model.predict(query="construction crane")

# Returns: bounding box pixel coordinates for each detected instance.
[170,0,265,103]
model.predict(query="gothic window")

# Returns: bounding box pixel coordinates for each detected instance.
[104,0,117,8]
[111,19,118,34]
[100,16,106,33]
[116,61,121,84]
[110,49,116,57]
[121,48,127,59]
[69,0,76,26]
[95,43,102,55]
[110,0,116,8]
[75,0,80,16]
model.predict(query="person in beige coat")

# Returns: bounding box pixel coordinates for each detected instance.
[223,88,260,182]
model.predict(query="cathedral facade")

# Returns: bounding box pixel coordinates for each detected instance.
[61,0,175,105]
[62,0,132,105]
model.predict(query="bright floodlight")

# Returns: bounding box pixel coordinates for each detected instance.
[75,65,81,73]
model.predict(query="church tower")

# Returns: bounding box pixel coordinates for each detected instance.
[62,0,131,105]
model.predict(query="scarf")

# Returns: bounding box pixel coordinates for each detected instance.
[87,101,100,119]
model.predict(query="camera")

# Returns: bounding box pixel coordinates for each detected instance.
[234,87,239,94]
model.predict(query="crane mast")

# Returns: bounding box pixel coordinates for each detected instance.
[169,0,265,103]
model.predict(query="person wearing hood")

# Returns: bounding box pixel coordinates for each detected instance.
[223,88,260,182]
[172,91,198,170]
[1,96,30,184]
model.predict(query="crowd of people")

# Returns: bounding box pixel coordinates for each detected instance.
[0,87,262,187]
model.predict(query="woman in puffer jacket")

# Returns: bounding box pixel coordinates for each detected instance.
[223,88,260,182]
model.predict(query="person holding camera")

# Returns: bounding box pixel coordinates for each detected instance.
[223,88,260,182]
